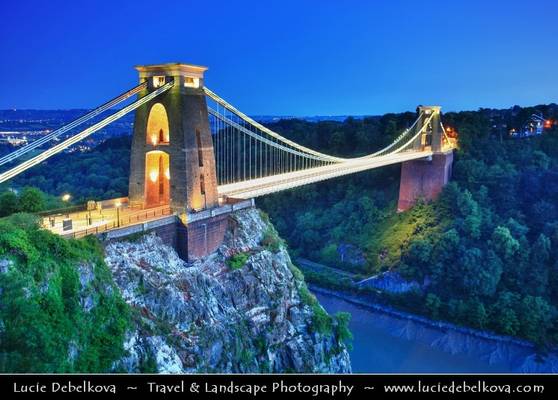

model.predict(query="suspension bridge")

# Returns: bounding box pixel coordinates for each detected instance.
[0,63,456,260]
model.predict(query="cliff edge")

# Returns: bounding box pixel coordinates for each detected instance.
[105,208,351,373]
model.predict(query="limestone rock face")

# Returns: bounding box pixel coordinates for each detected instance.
[105,208,351,373]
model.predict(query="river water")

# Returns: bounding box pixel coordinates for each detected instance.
[315,292,515,373]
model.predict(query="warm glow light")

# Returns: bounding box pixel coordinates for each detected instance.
[184,76,200,88]
[165,168,170,180]
[61,193,71,202]
[149,170,158,182]
[115,201,122,208]
[146,103,169,144]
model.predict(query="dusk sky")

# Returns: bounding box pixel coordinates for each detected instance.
[1,0,557,115]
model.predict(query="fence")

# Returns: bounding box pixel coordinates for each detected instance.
[62,205,172,239]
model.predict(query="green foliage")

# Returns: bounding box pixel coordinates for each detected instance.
[0,214,131,372]
[425,293,442,319]
[261,226,284,253]
[311,303,333,336]
[0,187,61,218]
[333,312,353,349]
[227,252,250,270]
[0,191,18,217]
[299,268,355,292]
[13,136,131,203]
[257,107,558,345]
[9,105,558,346]
[319,244,338,264]
[291,264,352,342]
[18,187,45,213]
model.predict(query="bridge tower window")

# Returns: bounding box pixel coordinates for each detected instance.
[146,103,170,145]
[184,76,200,88]
[145,150,170,207]
[153,76,165,88]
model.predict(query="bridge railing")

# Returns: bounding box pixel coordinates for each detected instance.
[62,205,172,239]
[186,199,255,224]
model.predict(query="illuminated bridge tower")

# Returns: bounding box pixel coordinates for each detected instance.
[129,63,225,260]
[128,63,218,213]
[397,106,454,212]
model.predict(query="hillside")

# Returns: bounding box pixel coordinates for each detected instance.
[4,103,558,348]
[0,210,351,373]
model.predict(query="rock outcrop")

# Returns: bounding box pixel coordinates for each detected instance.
[104,208,351,373]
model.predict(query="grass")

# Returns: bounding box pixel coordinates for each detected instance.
[365,202,439,273]
[227,252,250,270]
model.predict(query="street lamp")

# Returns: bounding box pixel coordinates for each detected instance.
[61,193,71,202]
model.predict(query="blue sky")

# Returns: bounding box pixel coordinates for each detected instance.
[1,0,557,115]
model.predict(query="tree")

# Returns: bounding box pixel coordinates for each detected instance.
[18,188,45,213]
[425,293,442,319]
[319,244,338,264]
[466,299,488,329]
[402,239,432,275]
[489,291,520,336]
[455,190,482,239]
[0,191,19,217]
[525,234,551,297]
[517,296,554,343]
[532,150,550,170]
[529,200,556,234]
[491,226,519,260]
[458,248,502,297]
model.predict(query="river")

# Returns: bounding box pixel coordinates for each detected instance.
[315,291,519,373]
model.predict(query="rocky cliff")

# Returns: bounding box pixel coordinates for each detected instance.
[104,208,351,373]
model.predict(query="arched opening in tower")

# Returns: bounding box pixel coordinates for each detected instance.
[145,150,170,207]
[146,103,170,145]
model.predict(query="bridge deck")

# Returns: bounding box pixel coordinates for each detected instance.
[218,150,434,199]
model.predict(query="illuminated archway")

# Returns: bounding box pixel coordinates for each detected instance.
[146,103,170,145]
[145,150,170,207]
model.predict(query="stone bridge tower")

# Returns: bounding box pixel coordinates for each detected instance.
[128,63,230,262]
[397,106,454,211]
[128,63,218,215]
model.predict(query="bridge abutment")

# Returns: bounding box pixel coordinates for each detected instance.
[176,214,230,261]
[397,150,453,212]
[101,200,255,262]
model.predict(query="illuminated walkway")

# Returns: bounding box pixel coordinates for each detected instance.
[42,203,171,239]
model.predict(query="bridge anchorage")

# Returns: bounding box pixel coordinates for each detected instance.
[0,62,456,261]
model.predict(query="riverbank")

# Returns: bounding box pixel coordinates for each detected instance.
[311,285,558,373]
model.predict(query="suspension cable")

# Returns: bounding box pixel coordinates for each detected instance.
[0,81,147,167]
[0,81,173,184]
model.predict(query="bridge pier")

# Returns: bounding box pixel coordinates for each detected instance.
[397,150,453,212]
[176,213,230,261]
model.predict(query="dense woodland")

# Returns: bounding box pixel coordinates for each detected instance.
[259,105,558,348]
[2,104,558,348]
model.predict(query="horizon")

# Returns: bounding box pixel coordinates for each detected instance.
[1,100,557,118]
